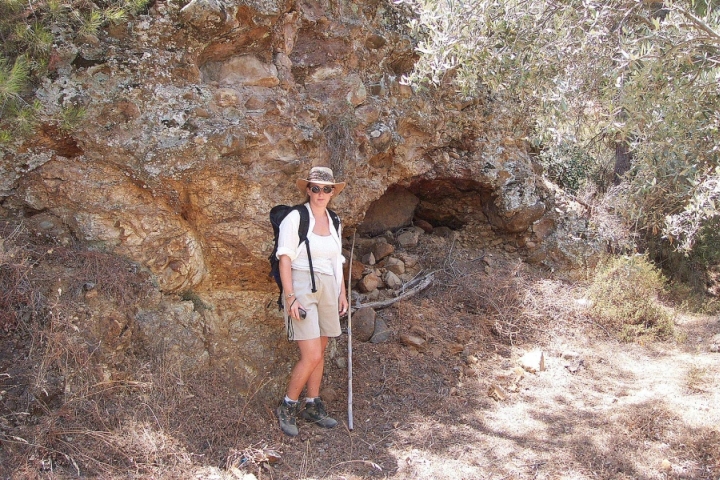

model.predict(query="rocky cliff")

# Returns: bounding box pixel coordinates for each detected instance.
[0,0,600,391]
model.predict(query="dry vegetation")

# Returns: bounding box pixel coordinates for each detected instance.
[1,219,719,479]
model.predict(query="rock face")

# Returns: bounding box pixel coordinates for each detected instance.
[0,0,601,389]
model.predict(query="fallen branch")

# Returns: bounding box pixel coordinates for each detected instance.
[396,269,434,294]
[352,272,435,311]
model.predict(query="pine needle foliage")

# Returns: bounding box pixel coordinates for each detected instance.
[0,0,149,141]
[59,104,86,133]
[0,55,29,104]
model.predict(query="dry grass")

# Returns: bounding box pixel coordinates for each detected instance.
[0,223,45,332]
[0,221,200,477]
[417,235,589,347]
[2,219,719,479]
[685,365,712,393]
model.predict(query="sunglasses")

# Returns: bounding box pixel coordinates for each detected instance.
[309,185,334,194]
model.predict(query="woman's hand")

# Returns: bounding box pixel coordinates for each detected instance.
[279,255,305,320]
[289,298,305,321]
[338,292,348,316]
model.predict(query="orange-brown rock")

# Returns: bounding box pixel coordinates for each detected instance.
[0,0,602,393]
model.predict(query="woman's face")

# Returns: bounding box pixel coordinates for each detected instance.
[307,183,334,207]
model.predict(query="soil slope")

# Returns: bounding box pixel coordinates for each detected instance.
[2,229,719,480]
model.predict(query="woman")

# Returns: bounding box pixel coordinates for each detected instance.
[275,166,349,437]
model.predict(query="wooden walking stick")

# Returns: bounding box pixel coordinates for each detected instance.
[347,234,355,430]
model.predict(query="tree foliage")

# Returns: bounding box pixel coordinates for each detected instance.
[399,0,720,255]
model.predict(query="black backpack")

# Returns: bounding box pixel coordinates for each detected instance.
[269,204,341,309]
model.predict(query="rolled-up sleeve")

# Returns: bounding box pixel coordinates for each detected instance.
[276,209,301,261]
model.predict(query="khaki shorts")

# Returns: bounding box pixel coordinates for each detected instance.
[284,270,341,341]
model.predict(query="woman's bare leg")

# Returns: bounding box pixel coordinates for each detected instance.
[285,337,326,400]
[304,336,329,398]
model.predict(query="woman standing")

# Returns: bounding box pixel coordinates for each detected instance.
[275,166,349,437]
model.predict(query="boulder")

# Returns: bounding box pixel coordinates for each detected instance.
[358,186,420,236]
[352,307,376,342]
[358,272,380,293]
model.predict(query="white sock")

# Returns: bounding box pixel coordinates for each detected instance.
[284,396,298,404]
[305,397,317,404]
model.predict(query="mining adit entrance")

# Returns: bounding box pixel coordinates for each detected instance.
[348,179,497,312]
[357,179,494,237]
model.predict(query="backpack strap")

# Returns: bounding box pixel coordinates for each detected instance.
[294,205,317,294]
[296,204,310,242]
[327,208,341,234]
[294,206,341,295]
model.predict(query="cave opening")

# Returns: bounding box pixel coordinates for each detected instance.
[357,178,494,237]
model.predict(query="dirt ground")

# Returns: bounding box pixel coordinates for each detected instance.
[2,227,719,480]
[202,243,720,480]
[222,305,719,480]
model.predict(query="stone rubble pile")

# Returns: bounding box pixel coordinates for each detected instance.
[344,226,427,307]
[340,224,442,345]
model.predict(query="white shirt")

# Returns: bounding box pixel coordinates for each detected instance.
[305,232,338,275]
[275,203,345,289]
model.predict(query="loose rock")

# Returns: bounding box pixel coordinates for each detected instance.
[488,384,507,401]
[519,350,546,373]
[362,252,376,265]
[397,230,420,248]
[370,317,391,343]
[373,241,395,261]
[384,271,403,289]
[352,307,376,342]
[358,273,380,293]
[385,257,405,275]
[400,333,426,350]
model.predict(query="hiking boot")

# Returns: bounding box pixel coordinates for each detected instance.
[276,399,300,437]
[300,397,338,428]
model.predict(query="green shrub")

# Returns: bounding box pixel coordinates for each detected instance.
[538,141,613,194]
[587,254,674,342]
[0,55,29,105]
[59,104,86,133]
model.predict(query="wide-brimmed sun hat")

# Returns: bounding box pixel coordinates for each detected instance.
[296,166,346,195]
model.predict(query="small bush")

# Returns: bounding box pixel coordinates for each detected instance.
[59,104,86,132]
[587,254,675,342]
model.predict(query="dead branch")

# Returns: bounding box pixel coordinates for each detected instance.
[352,272,435,311]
